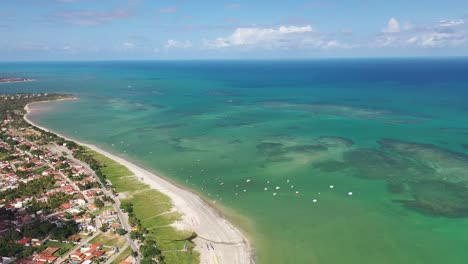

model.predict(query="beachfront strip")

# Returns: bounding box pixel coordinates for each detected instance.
[0,94,137,264]
[0,94,147,264]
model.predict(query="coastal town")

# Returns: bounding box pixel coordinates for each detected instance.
[0,94,139,264]
[0,93,251,264]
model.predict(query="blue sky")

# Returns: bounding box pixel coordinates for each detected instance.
[1,0,468,60]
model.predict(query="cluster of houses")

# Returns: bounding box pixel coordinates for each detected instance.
[0,120,131,264]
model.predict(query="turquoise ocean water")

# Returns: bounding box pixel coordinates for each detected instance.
[2,59,468,263]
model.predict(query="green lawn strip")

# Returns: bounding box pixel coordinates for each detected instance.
[89,232,127,248]
[44,240,76,256]
[87,149,200,263]
[86,149,147,193]
[111,245,133,264]
[142,211,182,229]
[125,189,172,219]
[146,227,194,251]
[86,150,132,178]
[112,176,148,193]
[163,251,200,264]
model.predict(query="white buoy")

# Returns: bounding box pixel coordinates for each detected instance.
[295,191,300,195]
[286,179,290,183]
[329,185,334,189]
[348,192,353,196]
[267,181,270,184]
[291,185,294,188]
[264,187,268,191]
[246,179,251,183]
[273,193,277,196]
[313,199,318,203]
[275,186,280,190]
[220,182,224,185]
[243,189,247,192]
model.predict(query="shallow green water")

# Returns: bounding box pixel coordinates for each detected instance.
[4,60,468,263]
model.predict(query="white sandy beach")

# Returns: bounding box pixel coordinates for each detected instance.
[24,101,254,264]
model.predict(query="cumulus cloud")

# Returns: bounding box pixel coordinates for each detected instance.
[54,9,133,26]
[164,39,192,49]
[204,25,349,50]
[383,17,400,33]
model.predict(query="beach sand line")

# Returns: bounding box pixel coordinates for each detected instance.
[24,99,255,264]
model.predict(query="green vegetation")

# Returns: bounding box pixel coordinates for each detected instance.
[0,220,79,258]
[83,149,199,263]
[90,232,127,248]
[0,176,56,200]
[0,93,198,263]
[0,93,69,127]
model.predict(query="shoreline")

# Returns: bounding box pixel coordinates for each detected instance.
[24,100,255,264]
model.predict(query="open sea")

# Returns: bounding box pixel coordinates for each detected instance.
[2,59,468,264]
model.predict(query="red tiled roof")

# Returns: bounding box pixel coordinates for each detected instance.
[17,237,32,245]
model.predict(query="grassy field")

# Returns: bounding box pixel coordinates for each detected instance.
[86,149,200,264]
[89,232,127,248]
[94,205,114,215]
[111,246,133,264]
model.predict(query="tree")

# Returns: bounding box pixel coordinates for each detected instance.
[94,198,104,208]
[116,228,127,236]
[100,223,109,232]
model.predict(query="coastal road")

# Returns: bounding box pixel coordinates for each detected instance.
[53,144,141,263]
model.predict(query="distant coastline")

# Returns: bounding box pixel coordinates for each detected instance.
[24,99,255,264]
[0,77,35,84]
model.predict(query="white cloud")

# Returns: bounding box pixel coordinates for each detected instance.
[439,19,464,27]
[383,17,400,33]
[406,32,466,48]
[204,25,349,50]
[372,17,467,49]
[164,39,192,49]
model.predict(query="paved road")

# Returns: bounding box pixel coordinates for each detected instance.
[56,232,99,263]
[105,244,130,264]
[54,145,141,263]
